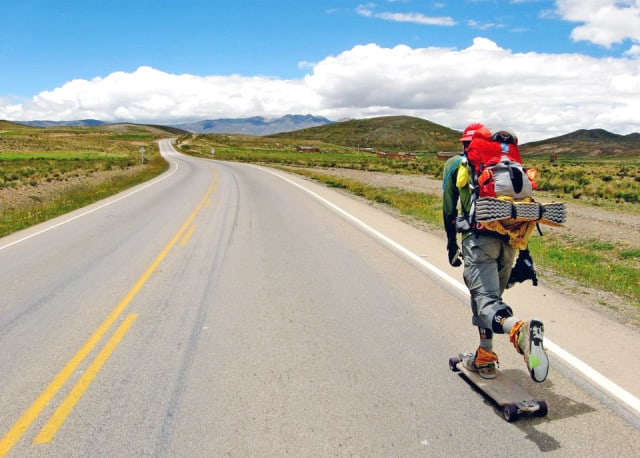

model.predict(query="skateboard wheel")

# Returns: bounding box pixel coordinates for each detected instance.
[536,401,548,417]
[503,405,519,422]
[449,357,461,372]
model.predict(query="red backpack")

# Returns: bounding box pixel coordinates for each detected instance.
[466,130,536,200]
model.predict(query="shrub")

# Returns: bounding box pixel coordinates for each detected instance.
[620,249,640,260]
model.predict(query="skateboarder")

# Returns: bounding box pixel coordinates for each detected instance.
[442,123,549,382]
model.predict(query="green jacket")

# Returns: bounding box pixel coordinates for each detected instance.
[442,153,474,243]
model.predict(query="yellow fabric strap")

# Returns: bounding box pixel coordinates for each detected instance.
[479,220,537,250]
[456,162,470,188]
[478,196,537,249]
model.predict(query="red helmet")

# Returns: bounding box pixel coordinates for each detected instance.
[473,126,492,140]
[460,123,485,142]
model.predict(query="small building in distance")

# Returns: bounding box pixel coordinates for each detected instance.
[296,145,321,153]
[436,151,457,160]
[375,151,416,160]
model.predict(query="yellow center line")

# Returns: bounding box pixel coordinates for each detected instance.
[33,314,138,444]
[0,175,217,457]
[179,225,196,247]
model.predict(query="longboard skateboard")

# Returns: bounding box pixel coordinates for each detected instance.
[475,197,566,226]
[449,353,548,422]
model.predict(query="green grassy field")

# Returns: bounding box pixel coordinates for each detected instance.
[534,160,640,204]
[0,122,170,236]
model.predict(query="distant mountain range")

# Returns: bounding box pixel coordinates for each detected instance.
[20,119,106,128]
[520,128,640,158]
[20,114,334,136]
[173,114,333,135]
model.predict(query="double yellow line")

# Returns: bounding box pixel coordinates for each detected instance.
[0,176,217,457]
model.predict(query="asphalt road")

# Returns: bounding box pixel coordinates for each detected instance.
[0,140,638,456]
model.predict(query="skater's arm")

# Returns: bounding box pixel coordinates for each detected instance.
[442,156,462,266]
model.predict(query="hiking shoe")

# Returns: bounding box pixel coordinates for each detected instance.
[510,320,549,383]
[462,347,499,379]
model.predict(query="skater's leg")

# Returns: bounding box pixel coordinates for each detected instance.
[462,234,514,333]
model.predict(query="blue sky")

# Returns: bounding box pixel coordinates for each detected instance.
[1,0,639,141]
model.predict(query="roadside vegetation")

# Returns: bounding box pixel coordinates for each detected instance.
[0,121,171,237]
[176,133,640,307]
[535,159,640,206]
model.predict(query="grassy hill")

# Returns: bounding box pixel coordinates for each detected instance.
[94,122,188,136]
[268,115,461,153]
[0,120,34,130]
[270,116,638,160]
[1,120,186,137]
[521,129,640,159]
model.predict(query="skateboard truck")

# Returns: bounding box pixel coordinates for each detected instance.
[449,354,548,422]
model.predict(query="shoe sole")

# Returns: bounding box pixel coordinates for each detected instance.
[475,198,566,226]
[527,320,549,383]
[478,370,497,380]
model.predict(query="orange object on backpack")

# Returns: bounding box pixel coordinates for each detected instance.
[526,168,538,190]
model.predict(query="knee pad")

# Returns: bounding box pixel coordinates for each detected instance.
[478,327,493,340]
[491,308,513,334]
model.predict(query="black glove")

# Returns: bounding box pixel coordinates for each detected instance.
[507,249,538,288]
[447,240,463,267]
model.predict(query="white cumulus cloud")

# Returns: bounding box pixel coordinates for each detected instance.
[2,38,640,142]
[355,3,456,26]
[2,67,319,125]
[555,0,640,49]
[304,37,640,141]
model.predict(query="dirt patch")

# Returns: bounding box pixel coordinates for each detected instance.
[0,166,144,212]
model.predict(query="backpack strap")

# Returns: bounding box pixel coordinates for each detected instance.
[459,156,480,236]
[442,155,463,190]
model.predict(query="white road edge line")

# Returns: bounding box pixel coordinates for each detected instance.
[261,165,640,416]
[0,155,179,252]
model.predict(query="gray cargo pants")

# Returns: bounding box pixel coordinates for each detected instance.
[462,233,516,332]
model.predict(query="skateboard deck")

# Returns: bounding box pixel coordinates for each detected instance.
[449,353,548,422]
[475,197,566,226]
